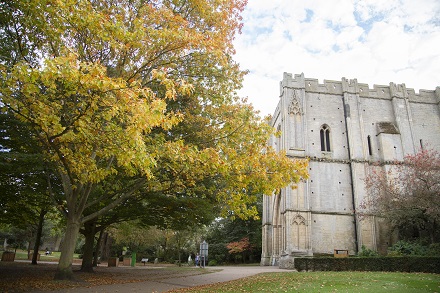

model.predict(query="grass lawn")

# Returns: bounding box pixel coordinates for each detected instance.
[5,249,80,262]
[172,271,440,293]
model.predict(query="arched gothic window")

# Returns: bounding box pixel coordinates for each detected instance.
[320,125,331,152]
[291,214,306,250]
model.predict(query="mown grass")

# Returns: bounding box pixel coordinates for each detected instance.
[3,249,80,262]
[171,271,440,293]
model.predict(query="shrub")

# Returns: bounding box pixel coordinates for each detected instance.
[428,243,440,256]
[388,240,429,256]
[208,259,218,266]
[358,245,379,257]
[208,243,229,264]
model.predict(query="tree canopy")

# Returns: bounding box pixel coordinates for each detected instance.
[0,0,308,279]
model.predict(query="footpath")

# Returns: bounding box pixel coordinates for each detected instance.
[30,264,283,293]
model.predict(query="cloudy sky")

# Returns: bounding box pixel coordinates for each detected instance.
[233,0,440,117]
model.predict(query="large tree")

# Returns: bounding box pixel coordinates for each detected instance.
[363,149,440,243]
[1,0,308,280]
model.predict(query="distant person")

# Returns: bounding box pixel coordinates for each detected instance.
[195,253,200,267]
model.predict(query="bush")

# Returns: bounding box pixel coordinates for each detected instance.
[208,243,229,264]
[208,259,218,266]
[358,245,379,257]
[428,243,440,256]
[388,240,429,256]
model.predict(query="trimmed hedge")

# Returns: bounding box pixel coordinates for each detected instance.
[292,257,440,274]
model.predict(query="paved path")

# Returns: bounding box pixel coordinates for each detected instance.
[46,266,283,293]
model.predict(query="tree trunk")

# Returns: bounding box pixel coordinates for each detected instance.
[93,229,104,267]
[32,209,47,265]
[80,221,96,272]
[177,235,181,267]
[99,232,112,261]
[54,234,62,251]
[54,217,81,280]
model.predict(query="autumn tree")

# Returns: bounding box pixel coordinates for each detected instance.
[363,149,440,243]
[1,0,214,279]
[1,0,308,280]
[226,237,252,263]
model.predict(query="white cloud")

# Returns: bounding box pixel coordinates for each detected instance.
[234,0,440,117]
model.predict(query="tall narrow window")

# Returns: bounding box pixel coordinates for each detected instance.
[367,135,373,156]
[320,125,331,151]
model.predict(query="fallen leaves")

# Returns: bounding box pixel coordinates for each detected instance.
[0,262,205,292]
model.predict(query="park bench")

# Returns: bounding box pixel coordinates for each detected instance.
[334,249,349,258]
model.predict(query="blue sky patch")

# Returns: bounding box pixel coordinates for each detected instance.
[303,9,313,23]
[332,44,341,52]
[326,20,343,33]
[353,10,385,34]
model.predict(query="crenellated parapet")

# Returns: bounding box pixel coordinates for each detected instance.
[279,72,438,104]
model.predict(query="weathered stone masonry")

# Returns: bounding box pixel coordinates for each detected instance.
[261,73,440,267]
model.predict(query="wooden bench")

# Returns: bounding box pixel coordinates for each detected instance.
[141,258,149,265]
[334,249,349,258]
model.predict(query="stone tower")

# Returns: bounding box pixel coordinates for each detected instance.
[261,73,440,267]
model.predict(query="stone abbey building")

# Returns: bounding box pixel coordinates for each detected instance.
[261,73,440,267]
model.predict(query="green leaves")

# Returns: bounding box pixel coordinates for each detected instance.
[2,53,184,185]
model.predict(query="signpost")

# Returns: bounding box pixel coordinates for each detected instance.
[199,241,208,268]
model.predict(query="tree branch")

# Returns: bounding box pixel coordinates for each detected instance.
[81,178,147,224]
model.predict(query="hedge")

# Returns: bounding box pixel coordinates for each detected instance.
[289,257,440,274]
